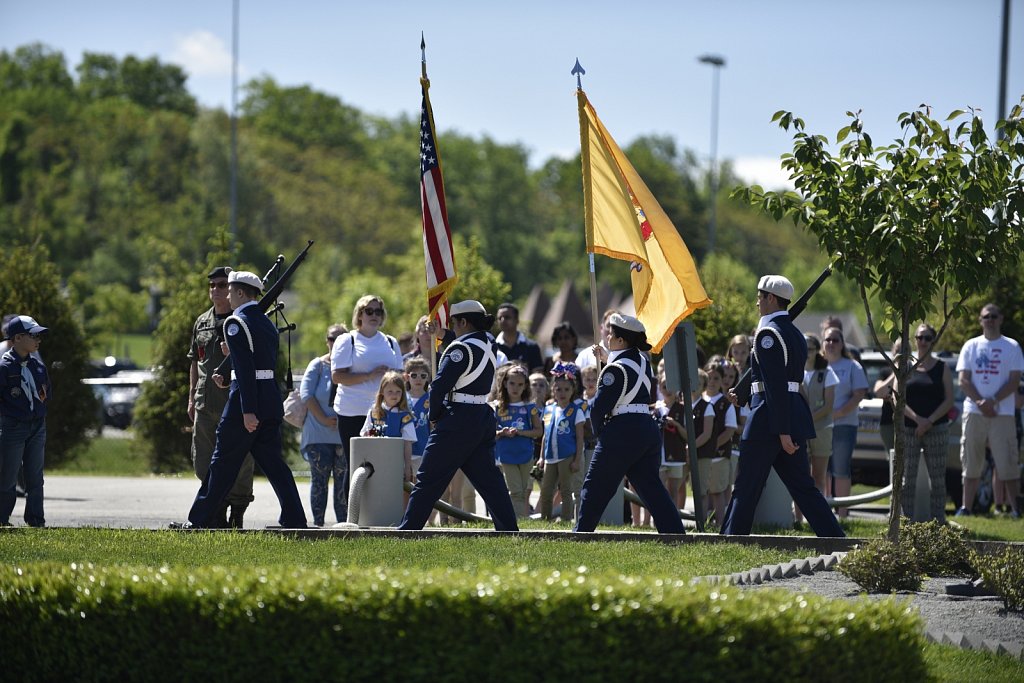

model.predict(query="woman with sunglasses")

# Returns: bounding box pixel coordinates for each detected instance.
[899,324,954,523]
[330,295,404,520]
[822,327,868,518]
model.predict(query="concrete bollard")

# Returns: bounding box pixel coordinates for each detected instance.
[752,467,794,529]
[347,437,405,527]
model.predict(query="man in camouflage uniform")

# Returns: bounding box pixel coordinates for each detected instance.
[187,266,254,527]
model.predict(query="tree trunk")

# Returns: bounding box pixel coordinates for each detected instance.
[887,314,912,542]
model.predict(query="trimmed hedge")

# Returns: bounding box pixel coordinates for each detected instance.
[1,563,928,682]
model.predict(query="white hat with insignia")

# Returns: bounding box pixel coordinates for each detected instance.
[608,313,652,351]
[450,300,487,316]
[757,275,794,301]
[228,270,264,291]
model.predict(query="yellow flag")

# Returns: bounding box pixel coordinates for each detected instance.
[577,90,711,353]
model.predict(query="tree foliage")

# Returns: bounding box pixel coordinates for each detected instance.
[0,246,96,467]
[736,100,1024,540]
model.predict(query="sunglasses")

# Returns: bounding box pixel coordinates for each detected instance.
[408,372,429,379]
[915,334,935,342]
[981,314,1001,320]
[209,281,228,290]
[363,307,385,317]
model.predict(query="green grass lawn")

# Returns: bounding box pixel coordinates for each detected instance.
[91,332,153,367]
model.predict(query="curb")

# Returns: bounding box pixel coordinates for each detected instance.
[697,551,1024,662]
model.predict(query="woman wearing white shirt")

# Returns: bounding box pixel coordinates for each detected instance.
[331,295,404,473]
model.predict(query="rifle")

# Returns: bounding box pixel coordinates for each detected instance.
[732,264,833,405]
[213,241,315,384]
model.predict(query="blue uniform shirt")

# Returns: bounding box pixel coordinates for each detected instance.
[428,330,497,422]
[408,392,430,456]
[743,311,815,442]
[224,300,283,419]
[363,407,417,441]
[494,401,539,465]
[0,349,49,421]
[590,347,653,434]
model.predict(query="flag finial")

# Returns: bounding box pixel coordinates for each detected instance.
[421,32,427,80]
[571,58,586,90]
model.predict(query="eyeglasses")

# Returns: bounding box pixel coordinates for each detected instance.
[209,281,228,290]
[363,307,385,317]
[981,314,1001,320]
[823,338,841,343]
[915,335,935,342]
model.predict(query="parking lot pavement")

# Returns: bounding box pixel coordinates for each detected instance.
[34,475,314,529]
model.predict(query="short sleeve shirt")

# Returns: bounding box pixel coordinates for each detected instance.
[828,357,868,427]
[957,335,1024,416]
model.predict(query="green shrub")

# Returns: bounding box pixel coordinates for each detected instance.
[839,539,923,593]
[900,518,973,576]
[972,547,1024,612]
[0,562,928,683]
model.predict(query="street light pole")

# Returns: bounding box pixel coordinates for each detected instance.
[698,54,725,256]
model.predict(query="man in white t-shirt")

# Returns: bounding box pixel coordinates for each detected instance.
[956,303,1024,518]
[576,308,618,369]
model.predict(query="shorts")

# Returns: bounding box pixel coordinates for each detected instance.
[807,425,833,460]
[829,424,857,479]
[961,412,1020,480]
[698,457,730,495]
[661,461,685,478]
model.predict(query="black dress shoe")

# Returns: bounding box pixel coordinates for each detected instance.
[168,521,193,530]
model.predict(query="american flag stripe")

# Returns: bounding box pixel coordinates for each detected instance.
[420,79,457,329]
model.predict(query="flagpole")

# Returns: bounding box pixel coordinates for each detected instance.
[573,59,602,368]
[421,33,439,379]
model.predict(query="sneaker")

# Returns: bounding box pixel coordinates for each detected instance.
[954,507,971,517]
[1011,510,1021,520]
[168,521,193,529]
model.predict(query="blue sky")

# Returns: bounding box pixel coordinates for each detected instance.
[3,0,1021,188]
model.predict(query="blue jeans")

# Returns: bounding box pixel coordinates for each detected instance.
[829,424,857,479]
[0,417,46,526]
[303,443,347,526]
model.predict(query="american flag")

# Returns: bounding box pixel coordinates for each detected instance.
[420,78,457,329]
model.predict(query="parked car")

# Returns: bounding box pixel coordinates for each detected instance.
[852,351,965,505]
[82,370,153,431]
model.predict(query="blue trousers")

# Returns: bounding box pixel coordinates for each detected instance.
[722,437,844,537]
[189,417,307,528]
[575,414,684,534]
[0,417,46,526]
[399,407,518,531]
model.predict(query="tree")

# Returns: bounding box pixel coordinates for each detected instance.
[0,246,97,467]
[686,254,759,357]
[133,231,242,472]
[76,52,196,116]
[736,100,1024,540]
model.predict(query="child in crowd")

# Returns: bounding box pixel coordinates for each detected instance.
[361,370,418,486]
[538,362,585,522]
[694,362,735,528]
[573,365,599,519]
[717,357,745,508]
[655,372,688,512]
[491,364,543,518]
[403,357,431,474]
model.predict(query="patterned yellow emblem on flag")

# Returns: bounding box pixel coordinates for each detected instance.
[578,90,711,352]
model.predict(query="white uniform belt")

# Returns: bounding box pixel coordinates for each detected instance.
[449,392,488,404]
[751,381,800,393]
[611,404,651,416]
[230,369,275,380]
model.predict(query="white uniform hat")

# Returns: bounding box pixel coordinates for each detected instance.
[228,270,264,291]
[757,275,794,301]
[450,300,487,316]
[608,313,652,351]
